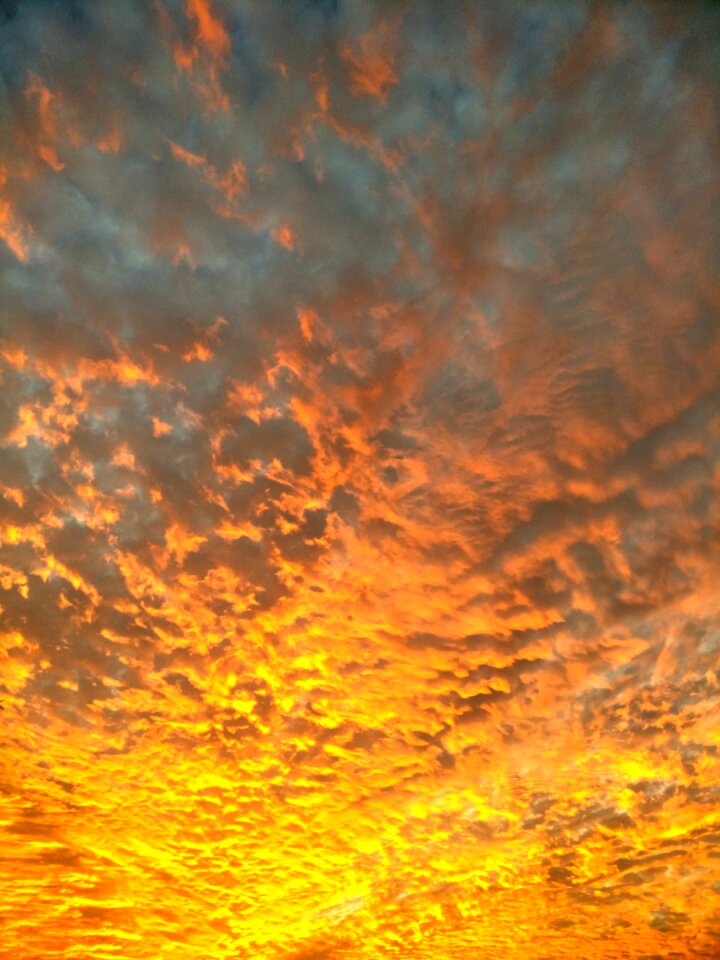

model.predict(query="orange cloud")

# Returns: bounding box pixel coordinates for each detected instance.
[168,0,231,114]
[341,20,400,103]
[0,198,30,261]
[1,2,719,958]
[186,0,230,62]
[273,224,294,250]
[25,74,65,170]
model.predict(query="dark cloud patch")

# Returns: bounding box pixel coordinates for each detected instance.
[219,416,315,475]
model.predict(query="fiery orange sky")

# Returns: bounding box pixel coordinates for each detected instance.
[1,1,720,958]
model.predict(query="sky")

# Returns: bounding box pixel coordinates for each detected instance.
[0,0,719,957]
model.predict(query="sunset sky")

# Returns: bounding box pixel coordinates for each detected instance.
[1,1,720,957]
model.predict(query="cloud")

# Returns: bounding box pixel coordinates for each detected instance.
[1,0,719,957]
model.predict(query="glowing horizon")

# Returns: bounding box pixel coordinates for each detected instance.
[1,1,719,957]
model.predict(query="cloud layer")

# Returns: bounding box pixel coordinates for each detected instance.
[1,1,719,957]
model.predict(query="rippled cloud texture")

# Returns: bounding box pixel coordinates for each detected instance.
[1,0,719,957]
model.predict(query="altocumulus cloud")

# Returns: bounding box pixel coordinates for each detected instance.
[0,1,719,958]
